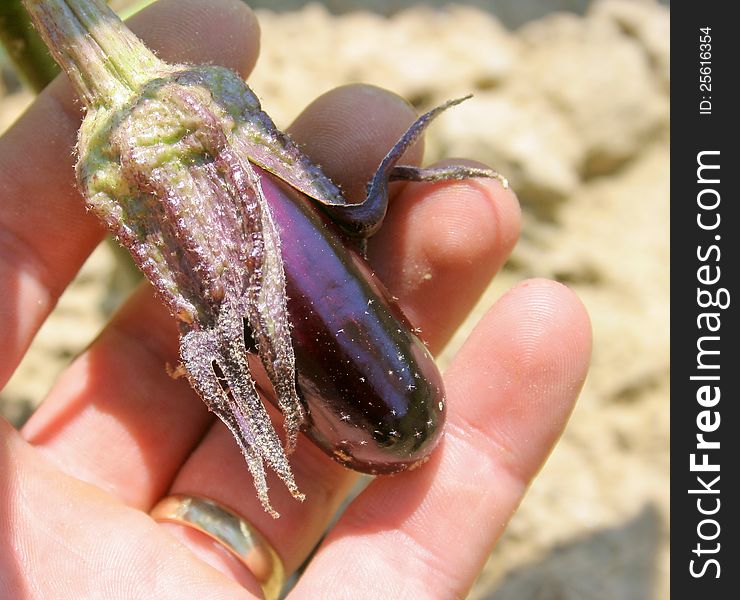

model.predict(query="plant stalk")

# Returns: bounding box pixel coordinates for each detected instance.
[21,0,164,107]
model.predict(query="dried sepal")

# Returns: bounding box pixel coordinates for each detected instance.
[79,70,308,515]
[181,306,304,518]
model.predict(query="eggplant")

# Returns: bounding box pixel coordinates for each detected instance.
[24,0,507,515]
[259,168,445,473]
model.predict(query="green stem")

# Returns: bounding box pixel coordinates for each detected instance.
[21,0,164,108]
[0,0,59,91]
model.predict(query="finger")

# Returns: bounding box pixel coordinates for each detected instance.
[292,280,591,599]
[369,158,519,353]
[159,87,520,581]
[287,83,425,203]
[21,283,214,509]
[0,0,260,388]
[0,419,253,599]
[290,84,520,352]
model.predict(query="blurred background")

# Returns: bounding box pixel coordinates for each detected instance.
[1,1,669,598]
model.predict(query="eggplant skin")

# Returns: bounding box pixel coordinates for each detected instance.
[259,168,446,473]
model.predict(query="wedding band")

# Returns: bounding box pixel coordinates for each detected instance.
[150,494,285,600]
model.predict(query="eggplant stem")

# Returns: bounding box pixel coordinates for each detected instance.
[390,164,509,188]
[21,0,163,107]
[316,96,507,238]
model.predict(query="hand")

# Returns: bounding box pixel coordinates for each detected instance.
[0,1,591,598]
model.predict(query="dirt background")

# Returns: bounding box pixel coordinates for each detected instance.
[1,1,669,598]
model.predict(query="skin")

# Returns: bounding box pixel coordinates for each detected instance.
[0,1,592,598]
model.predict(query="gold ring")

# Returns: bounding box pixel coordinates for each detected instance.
[150,494,284,600]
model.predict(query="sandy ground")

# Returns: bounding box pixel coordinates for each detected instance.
[1,1,669,598]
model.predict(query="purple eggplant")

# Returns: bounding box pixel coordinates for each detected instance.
[259,168,446,473]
